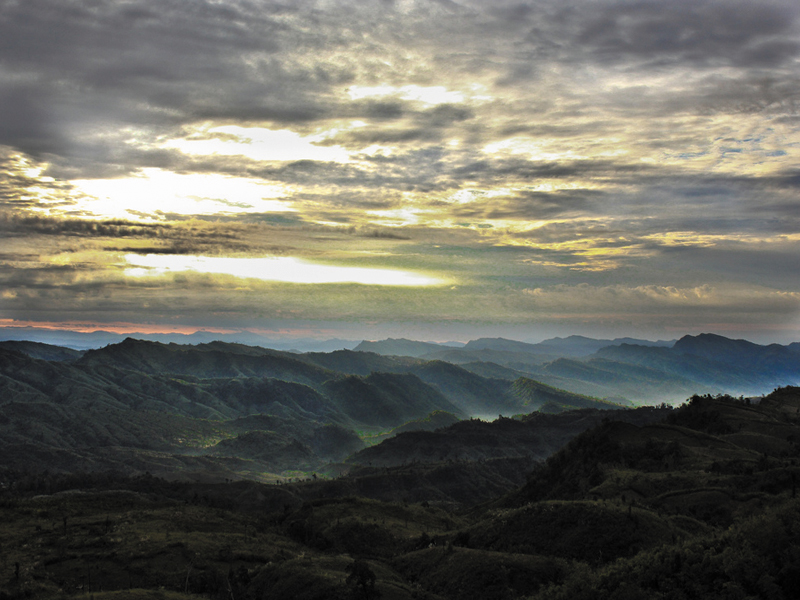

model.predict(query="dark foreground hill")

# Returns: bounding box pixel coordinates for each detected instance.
[348,407,667,468]
[0,340,84,362]
[3,388,800,600]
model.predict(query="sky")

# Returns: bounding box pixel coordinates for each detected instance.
[1,0,800,346]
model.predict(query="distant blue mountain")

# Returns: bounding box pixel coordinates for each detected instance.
[354,338,465,357]
[456,335,673,357]
[0,326,359,352]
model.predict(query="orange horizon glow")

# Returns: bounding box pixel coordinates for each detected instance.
[0,319,238,336]
[0,320,359,340]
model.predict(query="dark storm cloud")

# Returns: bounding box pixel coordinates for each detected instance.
[331,127,443,145]
[286,189,403,211]
[508,219,629,244]
[0,212,263,256]
[655,244,800,287]
[253,147,457,193]
[570,0,800,69]
[0,84,69,157]
[0,213,167,238]
[630,173,800,231]
[2,0,797,180]
[360,101,406,121]
[357,228,411,240]
[601,71,800,118]
[323,103,475,148]
[0,149,83,208]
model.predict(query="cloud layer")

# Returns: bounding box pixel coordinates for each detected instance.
[1,0,799,342]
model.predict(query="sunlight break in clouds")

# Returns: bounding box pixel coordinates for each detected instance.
[71,169,293,220]
[124,254,445,287]
[346,85,467,105]
[0,0,799,343]
[164,126,352,163]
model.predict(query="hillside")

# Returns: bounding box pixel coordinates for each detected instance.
[78,338,335,386]
[322,372,466,428]
[0,345,452,478]
[298,348,421,375]
[0,340,84,362]
[463,335,672,357]
[356,333,799,403]
[673,332,800,377]
[5,332,800,484]
[4,389,800,599]
[348,406,667,468]
[509,377,628,412]
[353,338,459,357]
[410,360,517,416]
[5,340,627,481]
[361,410,462,447]
[596,337,800,396]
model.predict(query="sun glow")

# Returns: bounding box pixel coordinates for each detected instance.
[347,85,466,105]
[164,125,351,163]
[0,319,237,335]
[71,169,293,220]
[124,254,445,286]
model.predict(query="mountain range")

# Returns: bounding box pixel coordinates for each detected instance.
[2,332,799,483]
[0,337,625,481]
[359,333,800,403]
[3,331,800,599]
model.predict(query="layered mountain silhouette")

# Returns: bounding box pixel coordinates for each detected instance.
[1,332,798,484]
[360,333,800,403]
[4,331,800,600]
[0,337,623,480]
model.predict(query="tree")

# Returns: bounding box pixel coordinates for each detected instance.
[345,559,380,599]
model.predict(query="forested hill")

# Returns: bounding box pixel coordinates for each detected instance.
[0,339,622,480]
[3,388,800,599]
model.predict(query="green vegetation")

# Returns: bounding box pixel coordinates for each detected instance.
[510,377,625,412]
[1,340,638,480]
[3,389,800,598]
[4,337,800,598]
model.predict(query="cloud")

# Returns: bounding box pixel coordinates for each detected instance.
[450,189,601,220]
[123,253,443,286]
[1,0,799,341]
[0,0,337,173]
[571,0,800,69]
[521,282,800,318]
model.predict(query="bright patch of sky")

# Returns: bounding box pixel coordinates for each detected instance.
[445,188,514,204]
[71,169,293,220]
[365,207,429,227]
[483,138,592,162]
[164,126,351,163]
[124,254,445,287]
[347,85,467,105]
